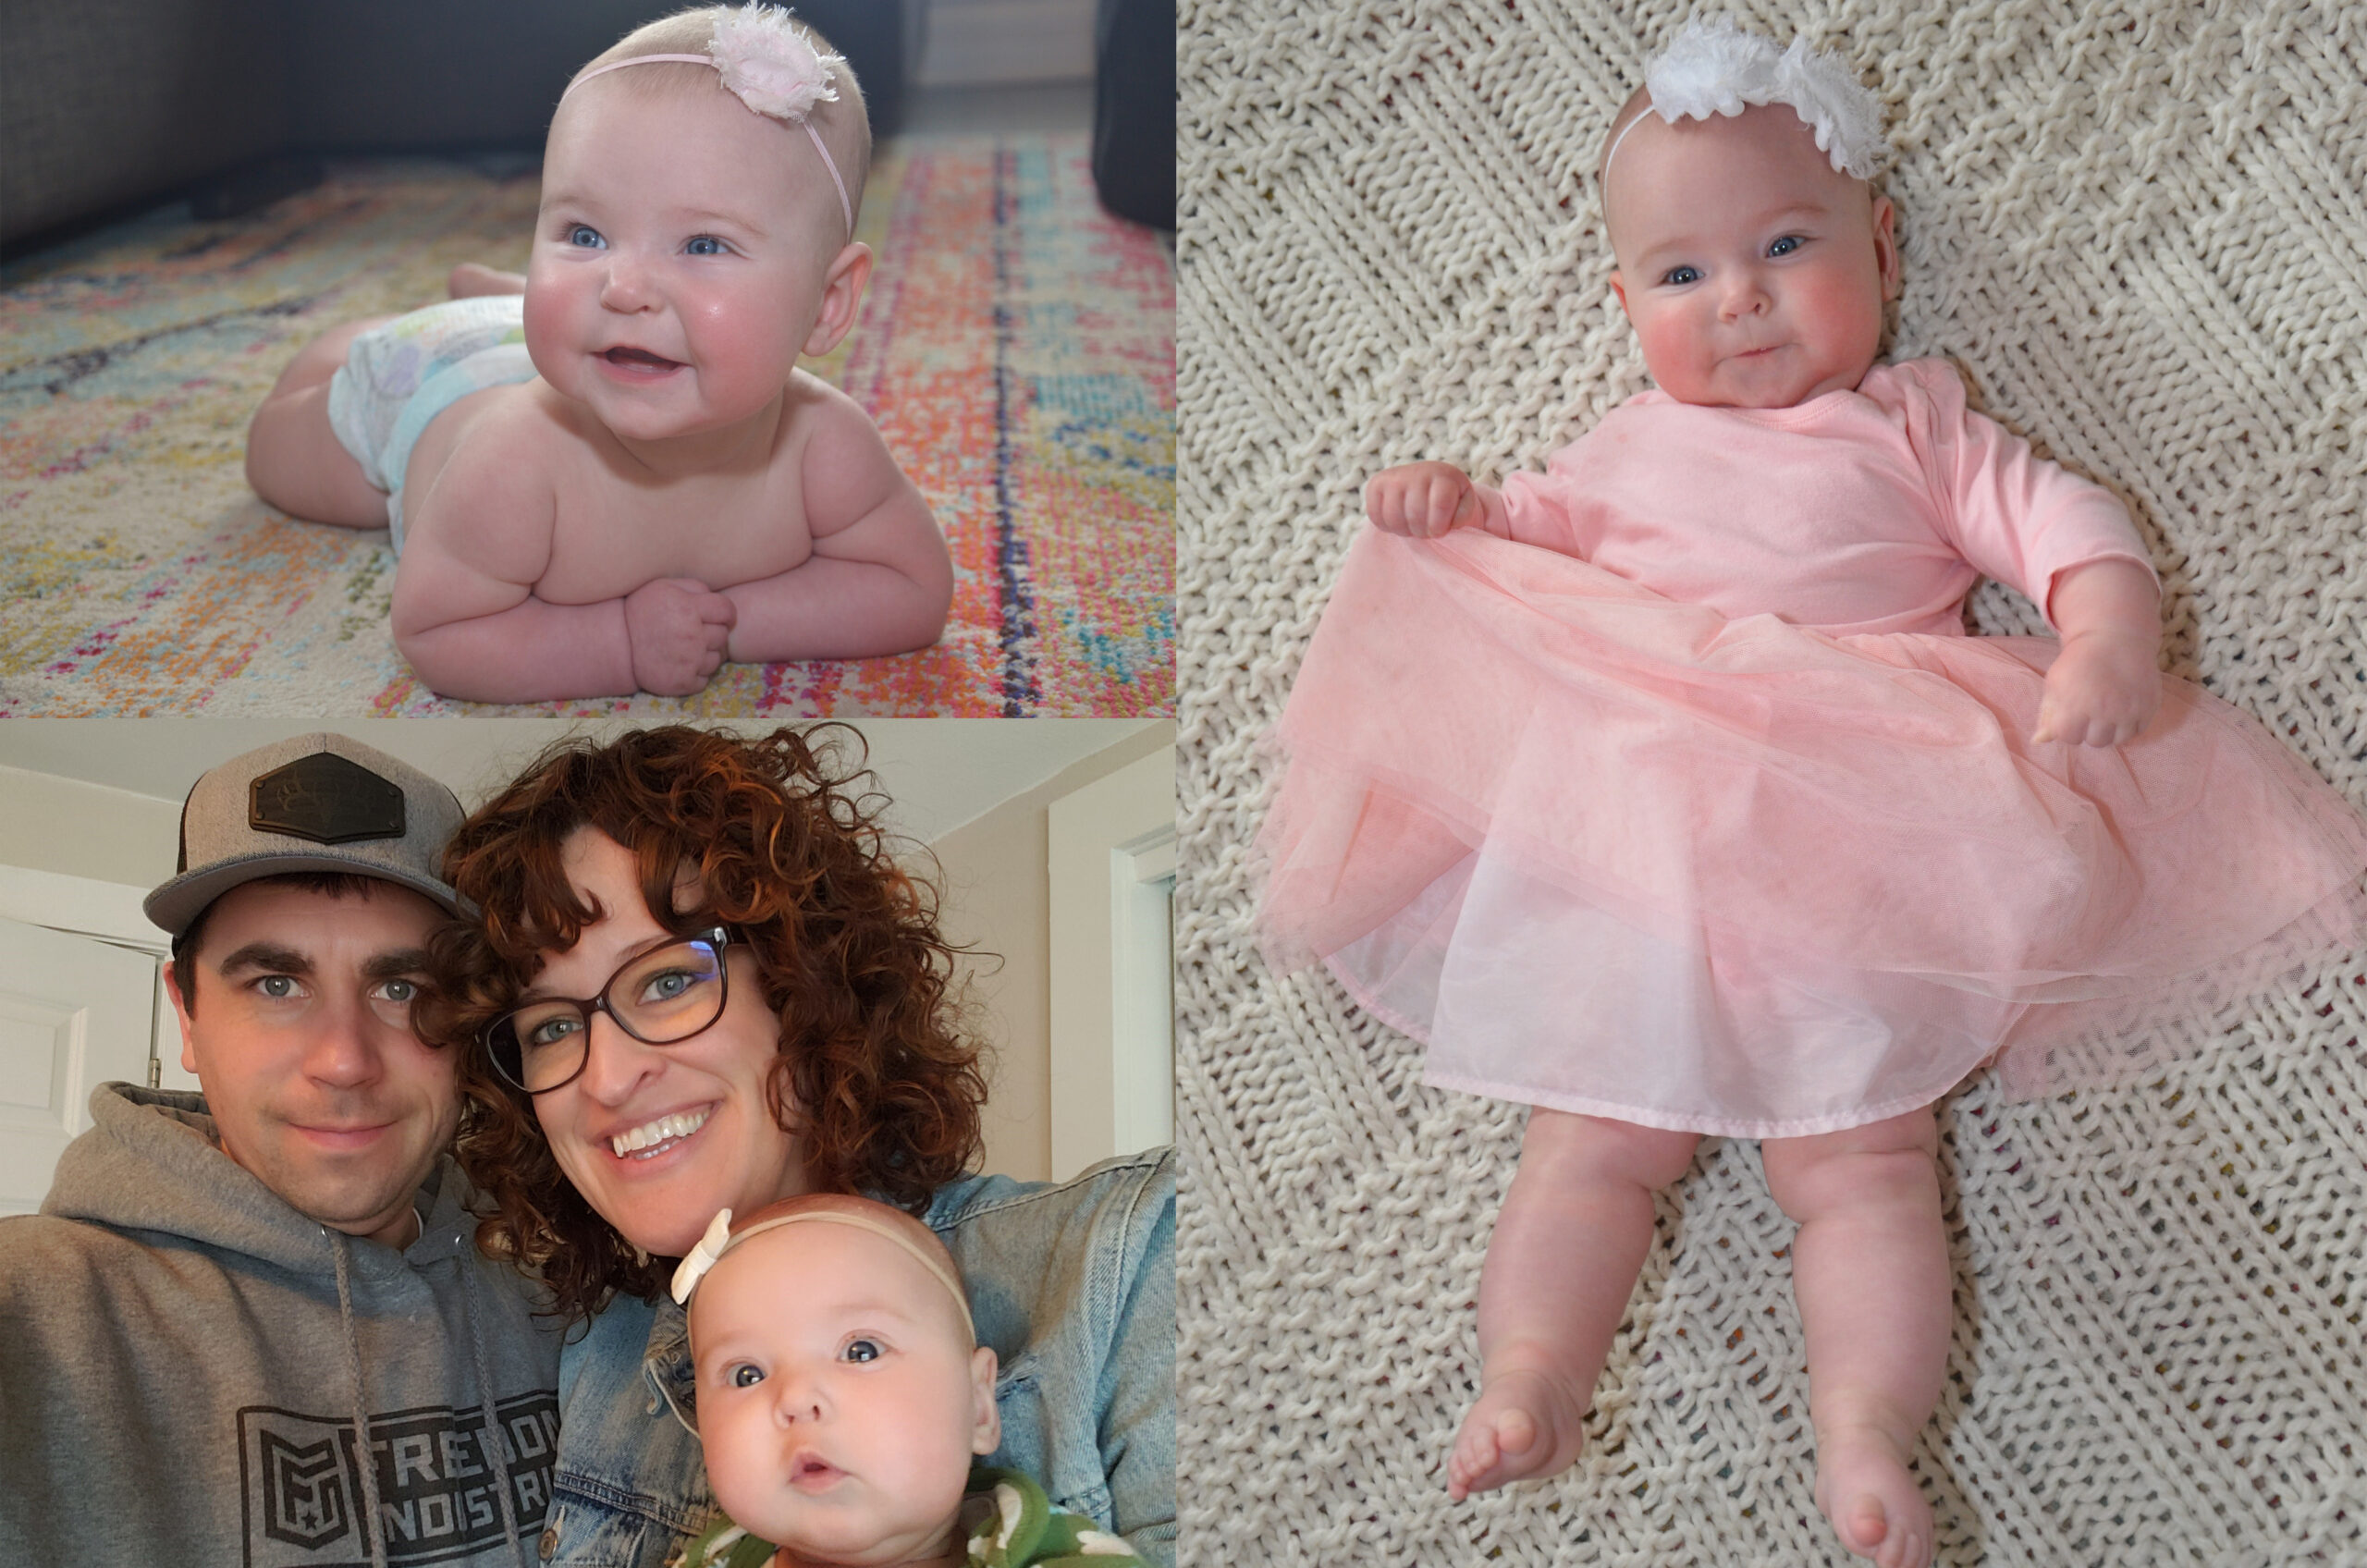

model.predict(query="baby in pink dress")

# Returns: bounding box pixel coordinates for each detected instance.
[1259,21,2367,1568]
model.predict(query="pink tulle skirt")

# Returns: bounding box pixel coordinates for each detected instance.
[1259,531,2367,1137]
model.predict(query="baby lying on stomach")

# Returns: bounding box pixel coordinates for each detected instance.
[243,5,952,702]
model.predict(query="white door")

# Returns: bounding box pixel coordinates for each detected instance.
[0,915,158,1215]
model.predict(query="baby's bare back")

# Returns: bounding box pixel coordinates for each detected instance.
[399,374,827,600]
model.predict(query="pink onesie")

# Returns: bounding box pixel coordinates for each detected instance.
[1259,359,2367,1136]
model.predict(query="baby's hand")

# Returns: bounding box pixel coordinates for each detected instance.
[2033,631,2160,747]
[1366,462,1479,538]
[624,578,737,696]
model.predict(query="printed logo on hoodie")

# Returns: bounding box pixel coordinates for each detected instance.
[237,1392,559,1564]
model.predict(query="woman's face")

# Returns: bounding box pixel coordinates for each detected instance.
[526,825,810,1258]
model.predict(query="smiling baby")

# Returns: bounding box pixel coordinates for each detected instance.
[243,6,952,701]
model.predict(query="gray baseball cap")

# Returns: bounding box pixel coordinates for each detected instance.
[144,733,470,939]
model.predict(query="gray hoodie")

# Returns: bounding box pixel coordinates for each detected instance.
[0,1084,561,1567]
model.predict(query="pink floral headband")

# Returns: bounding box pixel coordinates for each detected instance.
[563,4,854,236]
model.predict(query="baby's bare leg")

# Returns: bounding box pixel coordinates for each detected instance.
[1761,1108,1948,1568]
[447,263,526,298]
[244,317,396,527]
[1450,1110,1700,1501]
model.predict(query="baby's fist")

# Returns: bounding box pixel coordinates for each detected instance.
[1367,462,1478,538]
[624,577,736,696]
[2032,633,2161,748]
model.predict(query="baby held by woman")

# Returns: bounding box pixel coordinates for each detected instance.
[1261,18,2367,1568]
[244,5,952,701]
[671,1195,1143,1568]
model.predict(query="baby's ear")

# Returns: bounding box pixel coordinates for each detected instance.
[1870,195,1902,303]
[804,242,876,356]
[968,1344,1001,1456]
[1610,271,1630,316]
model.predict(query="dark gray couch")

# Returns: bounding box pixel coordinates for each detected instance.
[1,0,914,251]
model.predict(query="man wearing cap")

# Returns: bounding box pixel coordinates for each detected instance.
[0,735,560,1567]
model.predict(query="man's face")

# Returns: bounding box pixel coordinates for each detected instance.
[166,880,456,1248]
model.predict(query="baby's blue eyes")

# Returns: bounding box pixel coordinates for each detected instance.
[558,227,729,256]
[1658,236,1808,287]
[717,1341,878,1386]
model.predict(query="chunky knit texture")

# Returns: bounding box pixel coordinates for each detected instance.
[1176,1,2367,1562]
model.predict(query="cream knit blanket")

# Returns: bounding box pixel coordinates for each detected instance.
[1176,2,2367,1562]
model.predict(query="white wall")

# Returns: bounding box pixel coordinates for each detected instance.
[0,765,178,889]
[929,721,1174,1182]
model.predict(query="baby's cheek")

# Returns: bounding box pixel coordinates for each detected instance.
[1634,312,1710,393]
[519,282,571,374]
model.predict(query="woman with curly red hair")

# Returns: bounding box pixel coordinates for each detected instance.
[425,725,1174,1568]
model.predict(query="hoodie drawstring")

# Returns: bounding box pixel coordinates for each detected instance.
[332,1233,392,1568]
[460,1259,528,1563]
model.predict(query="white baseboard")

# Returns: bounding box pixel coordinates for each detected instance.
[917,0,1097,85]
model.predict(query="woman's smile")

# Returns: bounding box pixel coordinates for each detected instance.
[531,825,810,1257]
[606,1103,713,1158]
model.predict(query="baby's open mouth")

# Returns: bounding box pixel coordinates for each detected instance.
[790,1453,845,1490]
[602,346,681,369]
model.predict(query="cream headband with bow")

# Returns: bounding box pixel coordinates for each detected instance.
[671,1199,975,1343]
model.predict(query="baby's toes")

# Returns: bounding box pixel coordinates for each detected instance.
[1447,1425,1499,1495]
[1839,1496,1889,1556]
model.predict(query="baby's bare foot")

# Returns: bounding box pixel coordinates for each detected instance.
[1446,1366,1589,1501]
[447,263,527,299]
[1812,1422,1933,1568]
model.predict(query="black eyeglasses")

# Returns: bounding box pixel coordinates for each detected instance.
[484,928,734,1095]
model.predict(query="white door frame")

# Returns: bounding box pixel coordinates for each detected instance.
[0,866,171,1086]
[1046,747,1175,1180]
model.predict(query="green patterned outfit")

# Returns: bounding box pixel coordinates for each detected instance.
[685,1465,1144,1568]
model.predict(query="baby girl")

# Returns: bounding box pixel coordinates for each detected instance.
[670,1194,1143,1568]
[1259,20,2367,1568]
[243,5,952,702]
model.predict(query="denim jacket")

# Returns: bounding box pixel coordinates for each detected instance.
[535,1148,1175,1568]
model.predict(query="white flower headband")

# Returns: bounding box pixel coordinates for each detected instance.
[671,1203,976,1342]
[562,3,854,237]
[1600,18,1886,183]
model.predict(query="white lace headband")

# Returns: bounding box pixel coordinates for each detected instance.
[563,3,854,237]
[1600,18,1886,183]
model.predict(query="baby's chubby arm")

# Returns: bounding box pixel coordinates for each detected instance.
[390,435,733,701]
[1363,461,1523,540]
[2032,558,2162,747]
[721,391,952,661]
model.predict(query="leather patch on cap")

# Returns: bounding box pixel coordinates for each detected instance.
[249,753,407,844]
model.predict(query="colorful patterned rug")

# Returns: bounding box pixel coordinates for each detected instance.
[0,137,1172,715]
